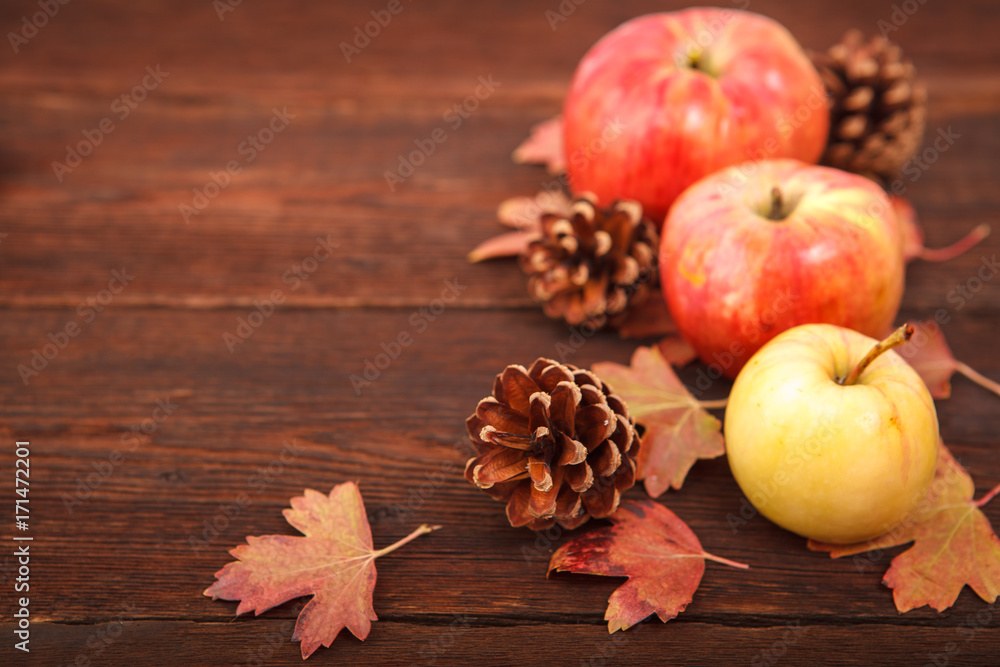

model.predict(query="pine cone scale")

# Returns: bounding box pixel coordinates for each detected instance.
[565,461,593,492]
[476,398,530,437]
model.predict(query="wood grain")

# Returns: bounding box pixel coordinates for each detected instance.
[1,0,999,665]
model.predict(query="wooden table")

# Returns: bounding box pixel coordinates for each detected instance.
[2,1,998,665]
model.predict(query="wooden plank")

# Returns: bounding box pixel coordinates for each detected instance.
[0,310,997,629]
[8,619,1000,666]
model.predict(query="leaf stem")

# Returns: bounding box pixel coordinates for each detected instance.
[974,482,1000,509]
[702,551,750,570]
[919,224,991,262]
[698,398,729,409]
[955,361,1000,398]
[840,324,914,386]
[372,524,441,559]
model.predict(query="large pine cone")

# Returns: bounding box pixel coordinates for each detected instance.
[812,30,927,184]
[464,358,639,530]
[520,195,658,329]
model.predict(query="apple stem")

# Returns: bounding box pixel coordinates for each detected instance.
[372,523,441,559]
[769,186,784,221]
[840,324,915,386]
[975,482,1000,509]
[955,361,1000,398]
[919,224,991,262]
[699,398,729,409]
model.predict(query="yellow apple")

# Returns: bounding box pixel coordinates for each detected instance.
[724,323,939,544]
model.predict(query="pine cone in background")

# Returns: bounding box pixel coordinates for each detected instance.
[520,195,658,329]
[811,29,927,185]
[465,358,639,530]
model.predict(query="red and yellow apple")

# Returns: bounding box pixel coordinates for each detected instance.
[724,323,939,544]
[660,159,905,378]
[563,8,829,221]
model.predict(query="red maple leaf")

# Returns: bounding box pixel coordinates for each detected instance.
[896,320,1000,400]
[549,499,747,632]
[593,346,726,497]
[892,195,990,263]
[512,115,565,174]
[204,482,439,659]
[809,446,1000,613]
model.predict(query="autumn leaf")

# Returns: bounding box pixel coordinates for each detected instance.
[614,291,678,339]
[468,190,572,262]
[512,115,565,174]
[204,482,439,659]
[657,336,697,368]
[892,195,990,263]
[896,320,1000,399]
[809,446,1000,613]
[593,346,726,497]
[548,499,747,632]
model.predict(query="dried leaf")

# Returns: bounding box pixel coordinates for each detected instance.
[204,482,438,659]
[548,499,747,632]
[467,230,540,263]
[614,291,678,339]
[593,346,725,497]
[657,336,697,368]
[892,195,990,263]
[512,115,566,174]
[809,446,1000,613]
[897,320,1000,400]
[468,190,572,262]
[497,190,572,229]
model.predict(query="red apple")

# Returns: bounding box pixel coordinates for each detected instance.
[660,158,905,378]
[563,8,829,221]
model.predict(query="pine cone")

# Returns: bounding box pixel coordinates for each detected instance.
[520,195,658,328]
[812,29,927,184]
[464,358,639,530]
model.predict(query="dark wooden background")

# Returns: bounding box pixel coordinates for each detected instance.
[1,0,998,665]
